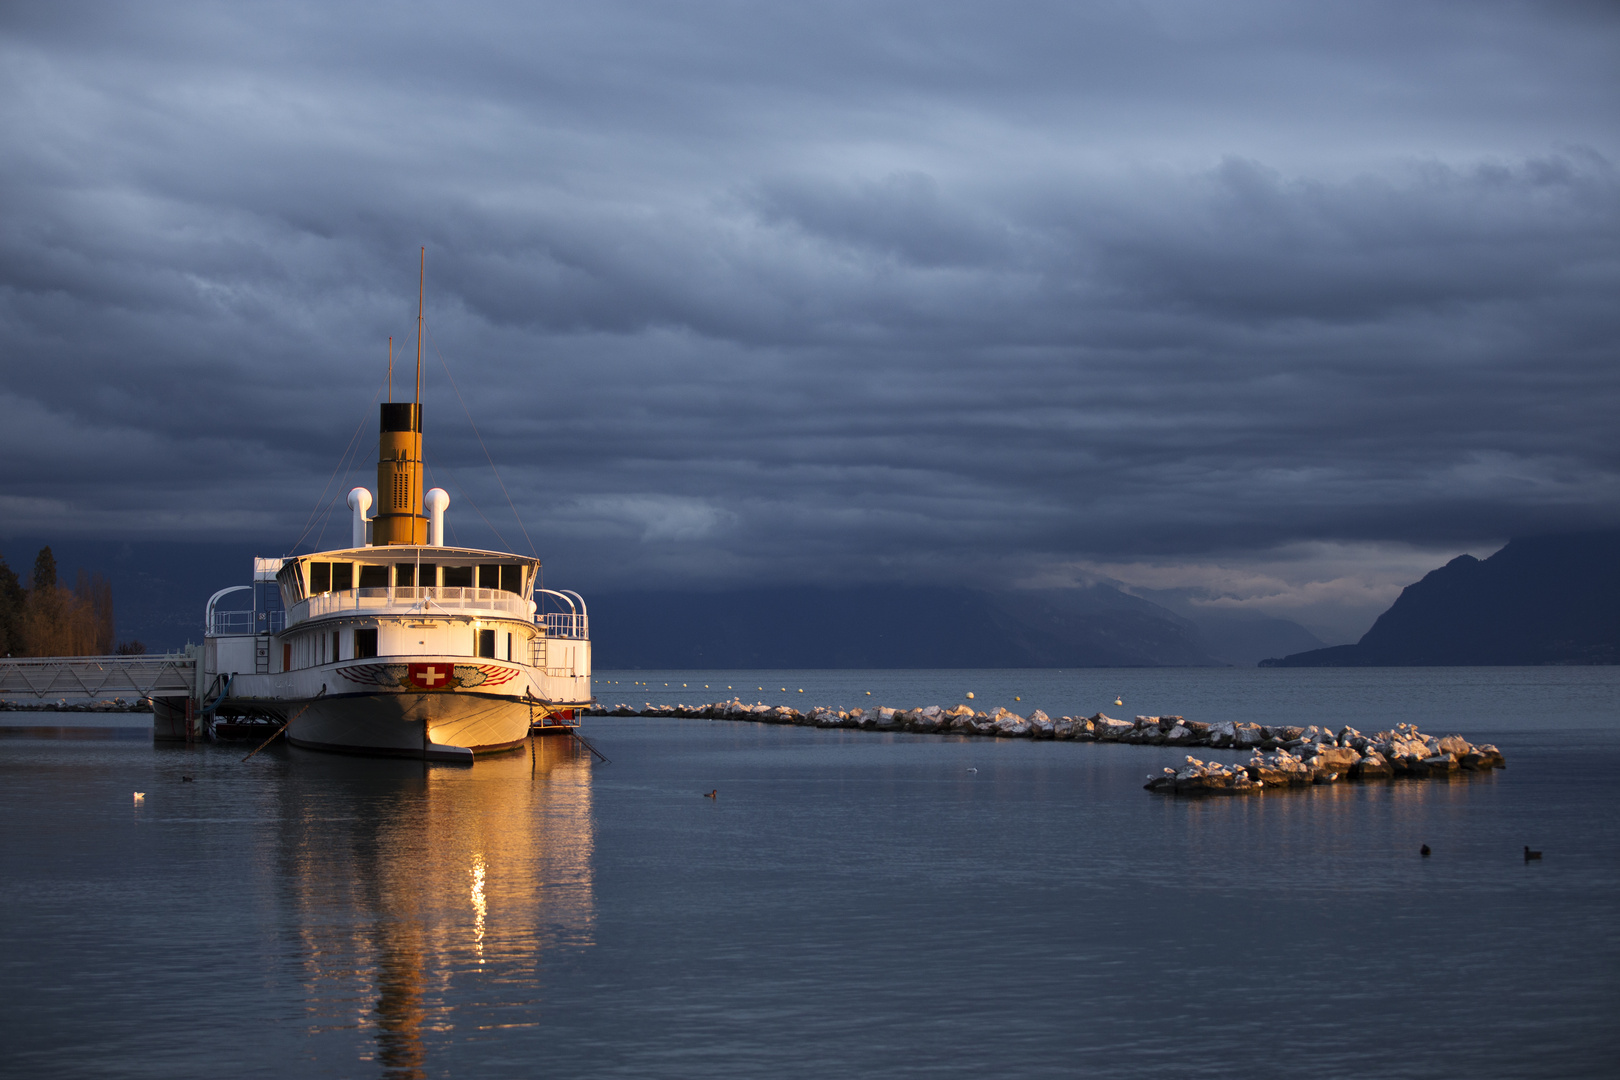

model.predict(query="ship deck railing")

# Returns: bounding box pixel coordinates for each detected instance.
[542,612,588,640]
[208,610,287,635]
[286,586,531,627]
[279,587,589,639]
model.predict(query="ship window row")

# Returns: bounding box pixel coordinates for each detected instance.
[304,562,524,594]
[278,625,521,670]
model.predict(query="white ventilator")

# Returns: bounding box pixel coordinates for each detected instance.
[347,487,373,548]
[425,488,450,547]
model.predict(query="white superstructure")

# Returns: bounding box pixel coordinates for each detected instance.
[203,539,592,760]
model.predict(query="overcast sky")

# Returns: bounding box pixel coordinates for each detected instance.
[2,0,1616,641]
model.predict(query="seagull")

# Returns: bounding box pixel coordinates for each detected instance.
[1115,696,1123,706]
[1421,844,1431,857]
[1524,845,1542,862]
[966,767,978,774]
[133,792,145,802]
[704,789,717,799]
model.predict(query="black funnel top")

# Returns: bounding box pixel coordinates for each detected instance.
[380,403,422,433]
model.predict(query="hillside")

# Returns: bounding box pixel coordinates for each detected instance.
[1261,531,1620,666]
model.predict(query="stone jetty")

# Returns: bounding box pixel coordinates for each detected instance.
[0,697,150,713]
[1143,724,1505,795]
[585,700,1505,794]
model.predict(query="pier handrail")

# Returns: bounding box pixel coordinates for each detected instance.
[0,653,197,701]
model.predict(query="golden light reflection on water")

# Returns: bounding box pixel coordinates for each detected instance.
[274,737,595,1079]
[470,855,487,964]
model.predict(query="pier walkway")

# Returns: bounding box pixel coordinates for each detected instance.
[0,653,197,703]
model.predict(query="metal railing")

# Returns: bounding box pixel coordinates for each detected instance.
[208,610,286,635]
[289,586,534,626]
[537,589,589,640]
[0,654,196,701]
[543,612,588,639]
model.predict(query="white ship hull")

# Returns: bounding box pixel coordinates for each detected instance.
[221,651,592,762]
[285,691,531,761]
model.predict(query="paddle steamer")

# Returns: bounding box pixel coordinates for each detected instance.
[188,262,592,760]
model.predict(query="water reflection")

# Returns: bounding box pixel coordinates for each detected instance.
[271,737,595,1078]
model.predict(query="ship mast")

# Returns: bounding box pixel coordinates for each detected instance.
[415,247,424,407]
[371,249,428,546]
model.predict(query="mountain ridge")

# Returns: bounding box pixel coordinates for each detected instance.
[1262,531,1620,666]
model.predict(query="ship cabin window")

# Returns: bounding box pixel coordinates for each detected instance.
[473,564,525,593]
[332,631,341,661]
[283,643,291,672]
[396,563,436,586]
[506,632,513,660]
[477,628,496,659]
[278,565,306,605]
[354,628,378,659]
[331,563,353,592]
[443,566,473,588]
[309,562,330,593]
[358,565,388,589]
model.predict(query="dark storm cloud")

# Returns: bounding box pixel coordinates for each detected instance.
[1,0,1617,631]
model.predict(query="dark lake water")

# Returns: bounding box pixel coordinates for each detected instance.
[2,667,1617,1078]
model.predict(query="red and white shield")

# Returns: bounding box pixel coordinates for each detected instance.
[408,663,454,690]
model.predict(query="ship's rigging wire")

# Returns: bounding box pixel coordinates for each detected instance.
[289,371,389,554]
[422,457,510,551]
[425,325,538,558]
[289,282,540,560]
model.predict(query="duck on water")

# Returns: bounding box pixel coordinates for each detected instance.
[171,254,594,762]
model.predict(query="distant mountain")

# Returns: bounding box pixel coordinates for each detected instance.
[1183,611,1326,668]
[590,584,1225,668]
[1261,531,1620,666]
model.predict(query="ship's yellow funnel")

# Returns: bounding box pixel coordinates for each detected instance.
[373,402,427,545]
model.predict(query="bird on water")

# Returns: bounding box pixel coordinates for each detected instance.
[1421,845,1431,857]
[704,789,717,799]
[1524,845,1542,861]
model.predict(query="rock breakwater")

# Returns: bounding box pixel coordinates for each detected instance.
[0,698,151,713]
[585,700,1504,793]
[1144,724,1504,795]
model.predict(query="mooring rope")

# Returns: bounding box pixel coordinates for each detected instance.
[240,687,327,763]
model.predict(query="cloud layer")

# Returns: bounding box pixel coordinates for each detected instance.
[2,1,1617,637]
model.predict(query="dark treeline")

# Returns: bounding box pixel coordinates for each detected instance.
[0,546,135,658]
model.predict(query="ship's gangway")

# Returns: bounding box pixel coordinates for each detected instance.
[0,653,197,703]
